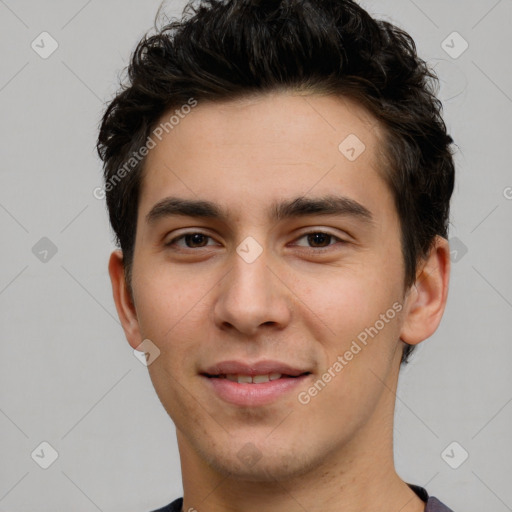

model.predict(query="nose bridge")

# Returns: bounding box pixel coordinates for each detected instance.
[214,238,290,334]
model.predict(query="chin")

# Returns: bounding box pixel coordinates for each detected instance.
[199,441,324,483]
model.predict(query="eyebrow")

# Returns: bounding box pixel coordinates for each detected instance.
[146,194,374,226]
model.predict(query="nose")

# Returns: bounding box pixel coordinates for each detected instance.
[213,245,292,336]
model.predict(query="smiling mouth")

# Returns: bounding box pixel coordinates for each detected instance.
[201,370,313,406]
[202,372,311,384]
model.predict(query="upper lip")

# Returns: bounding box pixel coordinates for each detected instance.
[201,360,310,377]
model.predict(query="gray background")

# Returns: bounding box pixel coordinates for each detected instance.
[0,0,511,511]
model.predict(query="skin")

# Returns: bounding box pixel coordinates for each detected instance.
[109,92,450,512]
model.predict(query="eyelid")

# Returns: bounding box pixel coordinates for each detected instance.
[165,229,220,248]
[290,230,348,250]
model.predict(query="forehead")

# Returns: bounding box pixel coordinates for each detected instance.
[138,92,392,223]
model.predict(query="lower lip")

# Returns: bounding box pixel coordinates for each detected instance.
[203,375,311,407]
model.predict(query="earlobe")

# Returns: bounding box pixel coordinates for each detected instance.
[399,236,451,346]
[108,250,142,350]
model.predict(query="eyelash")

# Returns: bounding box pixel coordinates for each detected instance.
[165,230,346,252]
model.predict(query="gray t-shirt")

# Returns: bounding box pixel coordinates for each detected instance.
[150,483,455,511]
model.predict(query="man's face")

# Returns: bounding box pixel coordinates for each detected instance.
[128,92,410,480]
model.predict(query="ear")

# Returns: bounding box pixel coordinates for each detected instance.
[108,250,142,350]
[400,236,451,345]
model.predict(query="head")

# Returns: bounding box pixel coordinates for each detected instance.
[98,0,453,483]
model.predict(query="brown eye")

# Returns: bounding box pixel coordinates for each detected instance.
[294,231,344,249]
[166,232,217,249]
[182,233,209,248]
[306,232,332,247]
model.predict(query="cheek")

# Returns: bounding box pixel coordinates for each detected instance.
[146,356,205,435]
[291,262,405,395]
[132,264,204,339]
[296,263,400,333]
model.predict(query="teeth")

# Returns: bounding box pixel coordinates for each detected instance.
[252,374,269,384]
[225,373,283,383]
